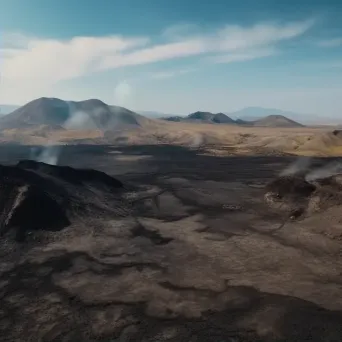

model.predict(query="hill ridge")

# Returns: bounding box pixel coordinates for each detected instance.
[163,111,302,127]
[253,114,304,127]
[0,97,154,131]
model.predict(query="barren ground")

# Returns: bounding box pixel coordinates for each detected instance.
[2,122,340,156]
[1,145,342,341]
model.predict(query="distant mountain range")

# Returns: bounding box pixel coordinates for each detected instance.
[227,107,342,125]
[1,100,337,130]
[226,107,301,122]
[140,107,341,125]
[2,103,340,125]
[163,111,304,127]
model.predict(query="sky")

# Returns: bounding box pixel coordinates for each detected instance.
[1,0,342,117]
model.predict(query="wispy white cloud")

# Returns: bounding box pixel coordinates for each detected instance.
[317,38,342,47]
[215,19,314,51]
[0,19,314,103]
[2,35,149,83]
[99,19,314,70]
[150,68,196,79]
[98,39,207,70]
[209,47,277,63]
[2,32,35,49]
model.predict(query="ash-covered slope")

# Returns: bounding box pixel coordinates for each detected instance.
[0,97,153,131]
[0,160,124,241]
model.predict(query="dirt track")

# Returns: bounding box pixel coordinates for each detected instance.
[1,145,342,341]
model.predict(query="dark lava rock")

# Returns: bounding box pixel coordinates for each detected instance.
[265,175,316,200]
[264,175,316,217]
[315,174,342,189]
[309,174,342,212]
[332,130,342,136]
[265,173,342,217]
[0,160,125,241]
[17,160,123,188]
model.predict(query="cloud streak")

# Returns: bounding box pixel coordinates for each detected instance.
[1,19,314,103]
[209,47,277,63]
[150,68,196,79]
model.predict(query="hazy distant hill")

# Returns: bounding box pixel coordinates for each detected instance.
[187,111,215,121]
[212,113,236,124]
[228,107,303,122]
[0,98,153,131]
[227,106,340,125]
[252,115,303,127]
[162,116,183,122]
[163,110,303,127]
[0,105,20,115]
[164,111,236,124]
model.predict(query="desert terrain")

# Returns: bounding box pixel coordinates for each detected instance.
[1,99,342,341]
[1,118,341,156]
[1,98,341,157]
[1,143,342,341]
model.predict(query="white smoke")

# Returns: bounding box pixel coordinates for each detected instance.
[306,161,342,181]
[30,143,61,165]
[64,110,95,129]
[280,157,312,176]
[30,97,115,166]
[114,80,132,106]
[190,133,204,148]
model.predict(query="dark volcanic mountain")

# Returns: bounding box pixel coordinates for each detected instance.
[163,111,302,127]
[212,112,236,124]
[187,111,215,121]
[162,115,184,122]
[164,111,236,124]
[252,114,303,127]
[0,97,151,131]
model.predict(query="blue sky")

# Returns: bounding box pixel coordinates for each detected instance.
[1,0,342,116]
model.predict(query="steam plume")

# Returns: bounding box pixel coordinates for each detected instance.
[30,94,125,165]
[114,81,132,106]
[306,161,342,181]
[64,110,95,130]
[280,157,311,176]
[190,133,204,148]
[30,144,61,165]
